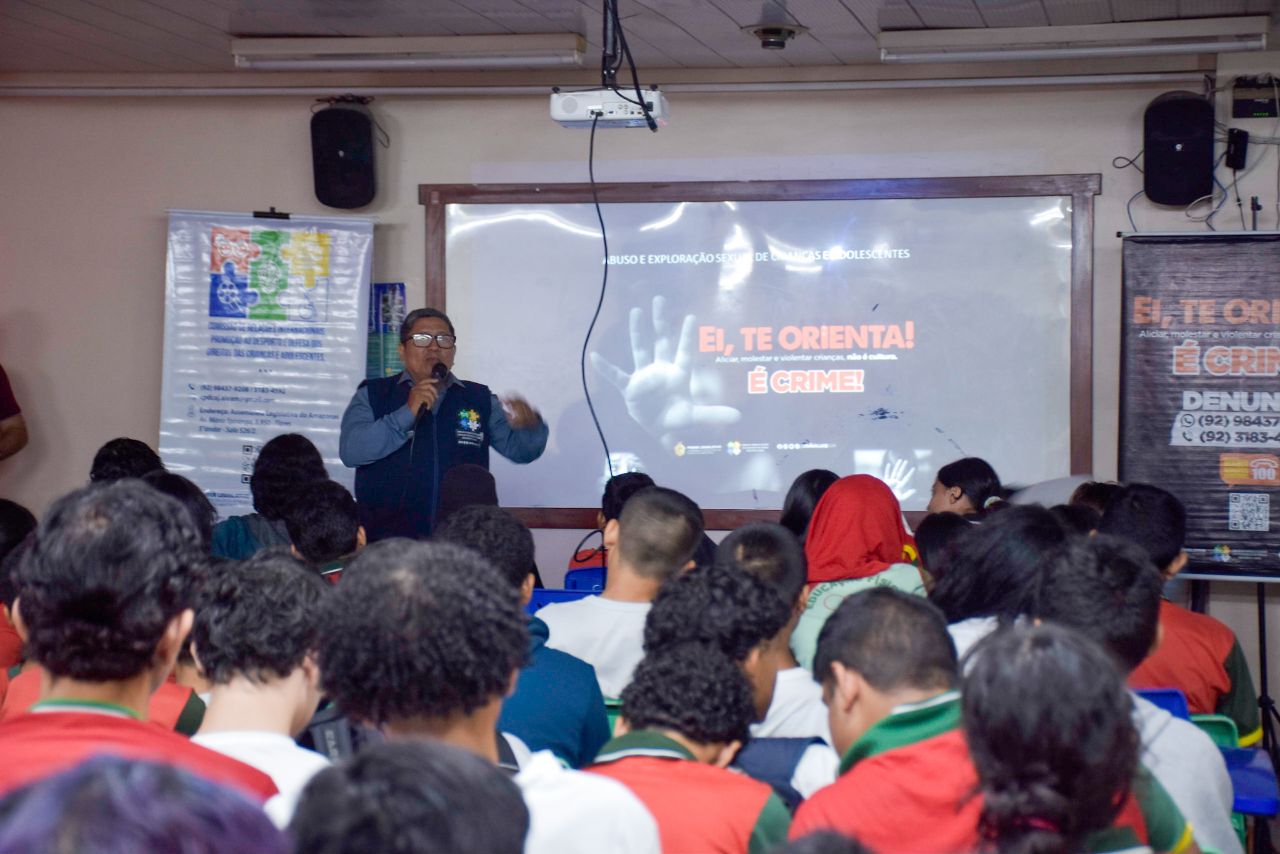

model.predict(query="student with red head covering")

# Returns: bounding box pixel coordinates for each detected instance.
[790,475,924,671]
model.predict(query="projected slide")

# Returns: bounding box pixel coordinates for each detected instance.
[445,196,1073,511]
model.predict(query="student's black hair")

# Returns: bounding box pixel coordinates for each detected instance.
[436,464,499,526]
[1069,481,1121,517]
[929,505,1072,624]
[291,739,527,854]
[315,539,527,725]
[399,307,455,341]
[0,756,288,854]
[778,469,839,540]
[0,538,31,610]
[1032,534,1163,674]
[936,457,1003,511]
[15,481,203,681]
[620,642,755,746]
[89,437,164,483]
[1049,503,1100,536]
[434,505,535,591]
[963,623,1137,854]
[282,479,360,566]
[771,831,876,854]
[912,512,971,585]
[713,523,806,608]
[601,471,656,522]
[645,563,791,662]
[141,471,217,549]
[616,486,704,580]
[249,433,329,521]
[0,499,35,566]
[192,549,328,686]
[814,587,957,693]
[1098,483,1186,571]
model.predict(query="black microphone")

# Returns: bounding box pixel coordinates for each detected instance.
[414,363,449,424]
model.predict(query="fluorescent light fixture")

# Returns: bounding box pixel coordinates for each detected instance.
[232,34,585,71]
[879,16,1268,64]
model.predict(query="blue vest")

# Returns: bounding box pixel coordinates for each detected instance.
[354,375,491,540]
[733,736,824,812]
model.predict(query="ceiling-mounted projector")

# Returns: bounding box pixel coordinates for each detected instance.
[550,88,669,129]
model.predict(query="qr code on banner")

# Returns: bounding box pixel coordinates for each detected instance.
[1229,493,1270,532]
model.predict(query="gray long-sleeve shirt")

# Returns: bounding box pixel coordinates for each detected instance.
[339,371,548,468]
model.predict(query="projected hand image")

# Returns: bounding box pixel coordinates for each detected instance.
[591,295,741,448]
[881,456,918,503]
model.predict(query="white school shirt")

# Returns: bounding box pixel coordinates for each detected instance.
[192,731,330,828]
[537,596,650,700]
[516,750,661,854]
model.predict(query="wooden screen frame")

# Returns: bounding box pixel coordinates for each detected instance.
[420,174,1100,529]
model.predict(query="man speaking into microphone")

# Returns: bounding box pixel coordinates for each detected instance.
[339,307,548,541]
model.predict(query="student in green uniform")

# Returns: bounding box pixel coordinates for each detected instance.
[589,642,791,854]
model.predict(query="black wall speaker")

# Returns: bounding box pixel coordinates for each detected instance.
[1143,91,1214,207]
[311,106,375,209]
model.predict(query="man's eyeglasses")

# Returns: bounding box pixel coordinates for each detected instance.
[407,333,457,349]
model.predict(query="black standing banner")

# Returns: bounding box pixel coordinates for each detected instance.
[1120,233,1280,576]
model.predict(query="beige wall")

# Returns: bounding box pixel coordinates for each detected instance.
[2,58,1278,688]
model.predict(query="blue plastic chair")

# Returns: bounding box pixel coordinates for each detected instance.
[1220,747,1280,817]
[564,566,606,592]
[1134,688,1190,720]
[526,588,594,615]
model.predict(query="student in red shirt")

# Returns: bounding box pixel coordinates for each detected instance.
[1100,483,1260,744]
[589,642,791,853]
[789,587,981,852]
[0,481,276,801]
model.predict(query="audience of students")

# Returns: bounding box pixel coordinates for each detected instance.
[1101,483,1260,743]
[926,456,1004,516]
[791,474,924,670]
[570,471,656,569]
[435,504,610,768]
[929,503,1071,659]
[291,740,529,854]
[435,462,501,526]
[911,510,970,591]
[88,437,165,483]
[644,555,839,803]
[0,429,1266,854]
[0,482,276,800]
[212,433,329,560]
[715,523,831,744]
[313,538,661,853]
[1070,479,1122,516]
[141,470,218,549]
[588,642,791,854]
[190,550,331,827]
[538,485,703,699]
[1036,534,1235,854]
[281,478,365,575]
[778,469,839,543]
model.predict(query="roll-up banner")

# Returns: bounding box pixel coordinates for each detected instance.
[160,210,373,518]
[1120,233,1280,576]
